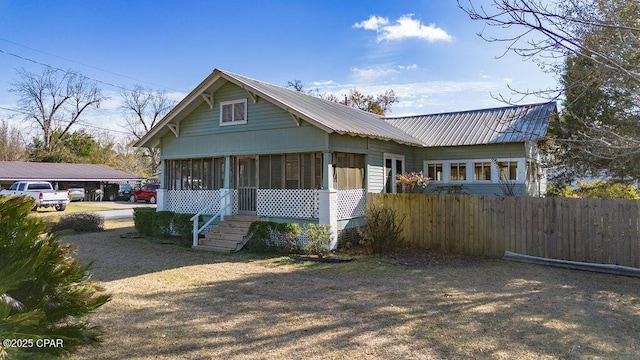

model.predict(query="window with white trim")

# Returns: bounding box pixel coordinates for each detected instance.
[426,163,443,181]
[384,153,405,193]
[220,99,247,125]
[474,162,492,181]
[450,163,466,181]
[498,161,518,181]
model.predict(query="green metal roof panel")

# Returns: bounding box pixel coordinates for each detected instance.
[384,102,556,147]
[220,70,425,146]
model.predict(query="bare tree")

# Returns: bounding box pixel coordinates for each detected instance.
[0,120,27,161]
[457,0,640,93]
[287,80,398,115]
[121,86,174,175]
[458,0,640,181]
[10,68,104,154]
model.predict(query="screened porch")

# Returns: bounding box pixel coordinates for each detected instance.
[160,152,367,221]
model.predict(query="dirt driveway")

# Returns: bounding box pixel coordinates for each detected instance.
[67,223,640,359]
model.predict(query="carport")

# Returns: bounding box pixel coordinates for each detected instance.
[0,161,145,201]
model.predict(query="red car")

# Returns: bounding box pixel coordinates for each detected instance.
[130,184,160,204]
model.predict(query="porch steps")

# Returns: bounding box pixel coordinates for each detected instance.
[197,215,260,252]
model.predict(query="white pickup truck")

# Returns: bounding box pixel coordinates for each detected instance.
[0,181,70,211]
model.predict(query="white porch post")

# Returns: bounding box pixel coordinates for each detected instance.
[319,152,338,249]
[157,160,166,211]
[156,189,166,211]
[222,156,233,217]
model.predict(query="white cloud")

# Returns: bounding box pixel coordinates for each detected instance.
[310,79,509,115]
[397,64,418,70]
[355,14,454,43]
[351,67,399,81]
[310,80,339,87]
[353,15,389,31]
[350,64,419,82]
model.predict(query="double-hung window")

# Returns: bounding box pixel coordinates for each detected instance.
[220,99,247,125]
[426,163,443,182]
[450,163,466,181]
[474,162,492,181]
[499,161,518,181]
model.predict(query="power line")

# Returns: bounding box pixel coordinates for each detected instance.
[0,37,186,92]
[0,45,178,136]
[0,106,131,135]
[0,47,182,107]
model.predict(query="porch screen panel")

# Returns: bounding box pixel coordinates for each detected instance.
[168,160,183,190]
[270,155,283,189]
[285,154,300,189]
[213,158,224,190]
[165,160,173,190]
[202,159,212,189]
[192,159,202,190]
[302,153,312,189]
[314,153,322,189]
[259,156,271,188]
[181,160,192,190]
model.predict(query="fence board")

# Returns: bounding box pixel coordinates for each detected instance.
[368,193,640,269]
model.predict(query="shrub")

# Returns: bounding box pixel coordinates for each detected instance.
[173,213,195,240]
[359,204,406,254]
[0,195,110,358]
[152,211,174,238]
[133,207,155,235]
[50,212,104,233]
[302,223,332,258]
[245,221,301,253]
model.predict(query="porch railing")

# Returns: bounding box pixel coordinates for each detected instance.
[190,190,233,247]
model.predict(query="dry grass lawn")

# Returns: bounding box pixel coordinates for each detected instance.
[66,222,640,359]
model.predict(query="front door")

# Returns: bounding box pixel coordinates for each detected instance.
[237,157,257,213]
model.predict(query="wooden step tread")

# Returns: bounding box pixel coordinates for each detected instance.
[199,239,240,249]
[193,244,233,253]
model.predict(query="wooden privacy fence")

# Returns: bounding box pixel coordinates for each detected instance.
[368,193,640,268]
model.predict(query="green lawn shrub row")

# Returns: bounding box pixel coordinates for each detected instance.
[245,221,331,257]
[133,208,194,241]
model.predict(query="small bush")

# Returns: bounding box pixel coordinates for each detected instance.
[245,221,302,253]
[359,204,405,254]
[173,213,195,240]
[51,212,104,233]
[152,211,174,238]
[302,223,332,258]
[133,207,155,235]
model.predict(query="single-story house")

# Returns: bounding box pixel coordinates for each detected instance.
[0,161,144,200]
[134,69,556,248]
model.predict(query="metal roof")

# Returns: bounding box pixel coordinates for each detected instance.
[135,69,556,150]
[384,102,556,147]
[0,162,144,182]
[221,71,424,146]
[135,69,424,148]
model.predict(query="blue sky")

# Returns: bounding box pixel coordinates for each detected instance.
[0,0,558,137]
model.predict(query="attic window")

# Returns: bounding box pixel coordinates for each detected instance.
[220,99,247,126]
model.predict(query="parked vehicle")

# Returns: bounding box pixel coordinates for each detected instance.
[104,183,133,201]
[130,183,160,204]
[67,188,85,202]
[0,181,70,211]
